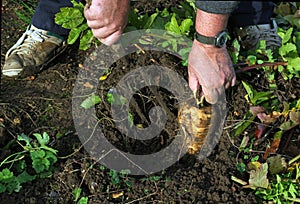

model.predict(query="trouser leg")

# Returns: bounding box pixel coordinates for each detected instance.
[31,0,74,36]
[229,1,275,27]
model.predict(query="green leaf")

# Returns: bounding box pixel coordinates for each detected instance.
[282,27,293,44]
[279,43,297,56]
[45,151,58,165]
[80,94,101,109]
[55,7,84,29]
[17,171,36,184]
[77,197,88,204]
[68,28,82,45]
[165,14,180,34]
[246,55,257,65]
[237,162,246,173]
[17,133,32,148]
[143,12,158,29]
[33,132,49,146]
[0,168,14,180]
[73,187,82,202]
[79,29,95,51]
[179,18,193,35]
[242,81,254,101]
[233,115,256,137]
[288,57,300,71]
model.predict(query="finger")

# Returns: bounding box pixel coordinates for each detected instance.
[188,67,200,92]
[97,30,122,46]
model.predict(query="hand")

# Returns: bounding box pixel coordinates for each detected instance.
[84,0,129,45]
[188,40,236,104]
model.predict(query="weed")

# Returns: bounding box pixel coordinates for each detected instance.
[0,132,58,194]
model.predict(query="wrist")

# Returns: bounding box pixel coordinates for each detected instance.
[195,9,229,36]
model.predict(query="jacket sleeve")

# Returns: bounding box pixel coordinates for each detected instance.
[195,1,240,14]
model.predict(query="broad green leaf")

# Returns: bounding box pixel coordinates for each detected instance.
[79,29,95,51]
[248,163,269,189]
[55,7,84,29]
[68,28,82,45]
[17,171,36,184]
[246,55,257,65]
[165,14,180,34]
[80,94,101,109]
[179,18,193,34]
[288,57,300,70]
[279,43,296,56]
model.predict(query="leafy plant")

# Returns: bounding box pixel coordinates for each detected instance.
[72,187,88,204]
[0,132,58,194]
[80,93,101,109]
[55,0,95,50]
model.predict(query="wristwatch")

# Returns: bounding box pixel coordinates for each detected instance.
[195,30,228,48]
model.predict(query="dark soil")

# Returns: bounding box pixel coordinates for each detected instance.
[1,1,299,204]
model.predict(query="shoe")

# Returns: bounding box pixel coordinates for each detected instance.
[235,19,282,51]
[2,25,67,77]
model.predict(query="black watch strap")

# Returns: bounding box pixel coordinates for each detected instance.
[195,32,216,45]
[195,30,228,48]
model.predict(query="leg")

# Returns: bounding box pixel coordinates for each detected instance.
[2,0,76,77]
[32,0,73,36]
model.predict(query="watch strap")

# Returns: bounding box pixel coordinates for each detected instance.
[195,32,216,45]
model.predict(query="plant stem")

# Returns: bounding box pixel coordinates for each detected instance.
[234,62,288,74]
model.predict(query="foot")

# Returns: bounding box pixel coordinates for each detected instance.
[2,25,67,77]
[234,19,282,51]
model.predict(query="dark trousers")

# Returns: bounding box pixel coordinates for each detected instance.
[31,0,74,36]
[31,1,275,36]
[229,1,275,27]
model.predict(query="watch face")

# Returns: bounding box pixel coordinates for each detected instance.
[216,31,228,47]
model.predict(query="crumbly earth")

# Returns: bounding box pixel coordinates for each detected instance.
[1,1,299,204]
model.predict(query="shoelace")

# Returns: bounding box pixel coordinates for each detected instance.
[5,25,49,59]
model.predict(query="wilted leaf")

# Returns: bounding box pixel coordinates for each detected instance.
[254,123,266,139]
[80,94,101,109]
[250,106,265,115]
[289,110,300,124]
[247,163,269,189]
[112,191,124,199]
[247,161,262,171]
[267,155,287,175]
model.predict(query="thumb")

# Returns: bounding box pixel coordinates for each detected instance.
[201,86,219,104]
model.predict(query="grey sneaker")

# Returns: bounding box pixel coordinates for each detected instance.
[235,19,282,51]
[2,25,67,77]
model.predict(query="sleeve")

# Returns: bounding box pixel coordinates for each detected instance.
[195,1,240,14]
